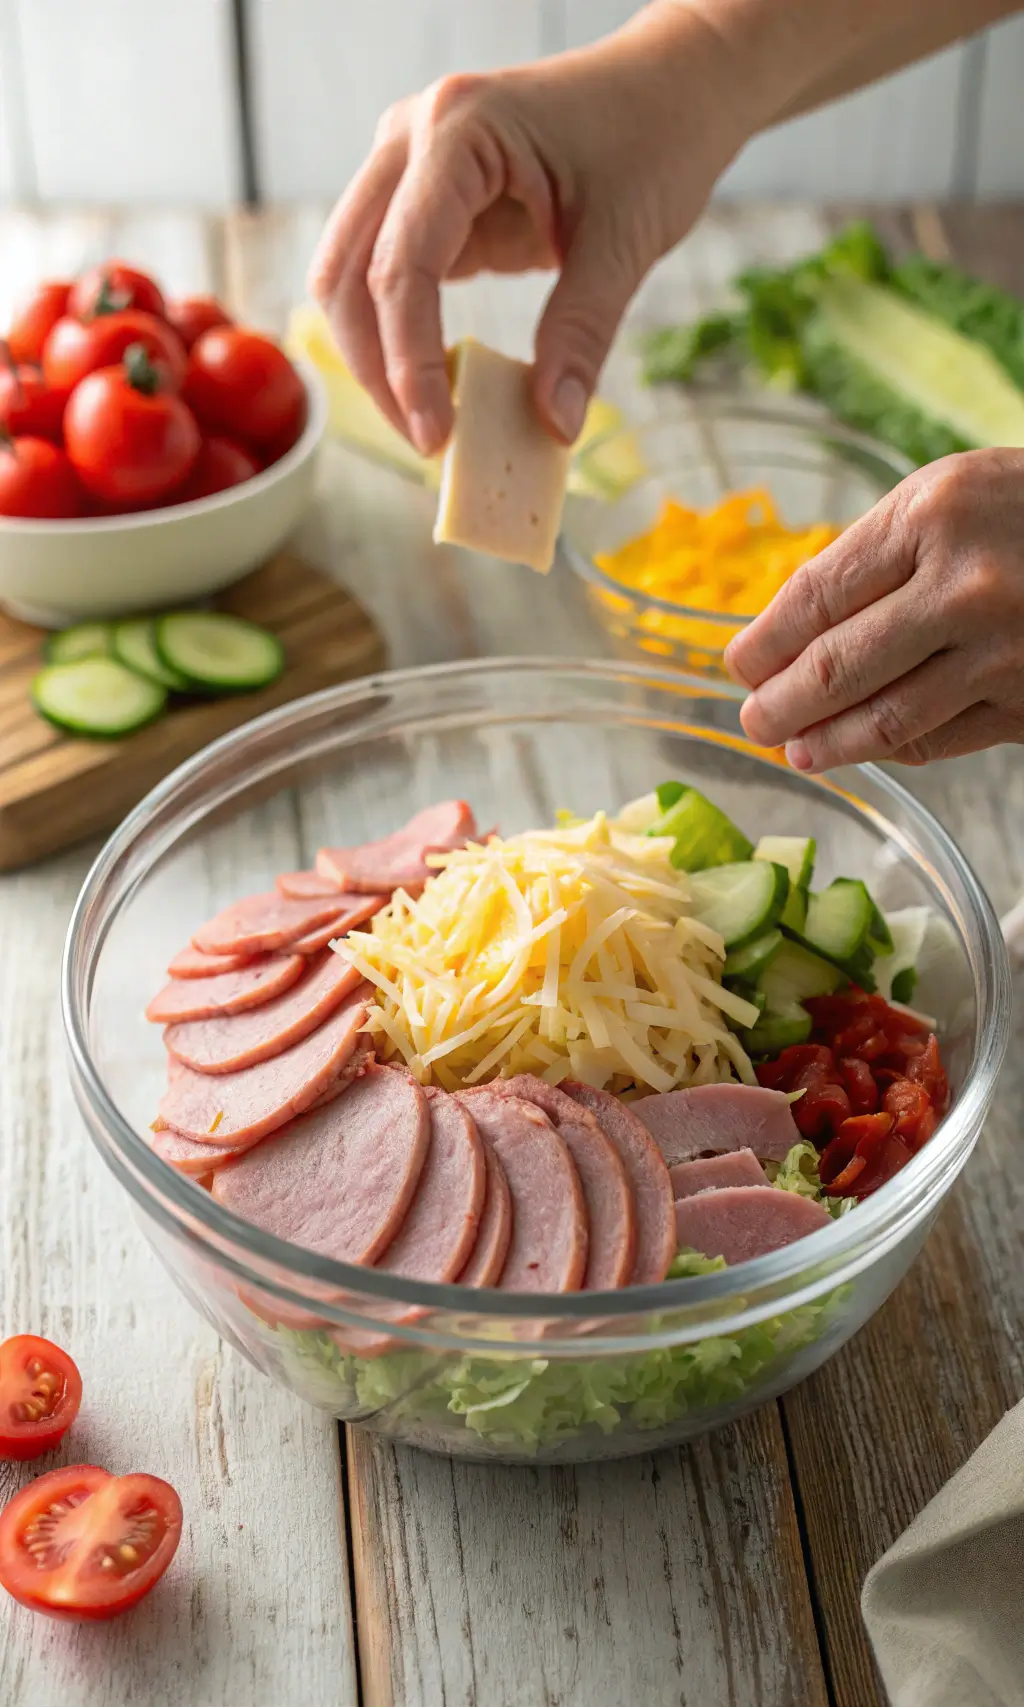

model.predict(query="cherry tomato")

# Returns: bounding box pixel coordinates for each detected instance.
[43,310,187,397]
[185,326,305,445]
[0,1337,82,1461]
[7,281,71,366]
[65,344,200,508]
[69,260,165,323]
[0,362,66,443]
[166,294,232,350]
[0,1464,182,1621]
[0,437,83,519]
[257,394,307,468]
[178,434,259,502]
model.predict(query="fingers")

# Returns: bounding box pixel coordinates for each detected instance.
[532,224,639,443]
[889,703,1013,766]
[724,491,915,691]
[780,652,977,773]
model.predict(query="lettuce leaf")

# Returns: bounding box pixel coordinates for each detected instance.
[769,1140,853,1219]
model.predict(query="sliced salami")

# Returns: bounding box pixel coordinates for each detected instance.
[456,1090,587,1293]
[290,895,386,955]
[212,1065,430,1266]
[276,869,343,899]
[192,891,355,958]
[563,1081,676,1286]
[167,944,252,980]
[158,986,370,1146]
[146,954,306,1025]
[670,1149,769,1198]
[164,954,363,1075]
[674,1184,830,1266]
[315,800,477,895]
[455,1134,512,1288]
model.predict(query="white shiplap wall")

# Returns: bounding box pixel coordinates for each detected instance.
[0,0,1020,205]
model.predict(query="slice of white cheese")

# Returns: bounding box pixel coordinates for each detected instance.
[433,338,572,573]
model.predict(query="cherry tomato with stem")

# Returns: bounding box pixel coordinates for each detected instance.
[0,351,66,443]
[185,326,304,445]
[0,1464,182,1620]
[64,344,200,508]
[166,295,232,351]
[0,436,83,518]
[0,1336,83,1461]
[69,260,165,323]
[43,310,187,397]
[178,434,259,502]
[7,281,71,366]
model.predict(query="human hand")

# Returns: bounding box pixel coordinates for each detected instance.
[308,3,745,455]
[725,449,1024,769]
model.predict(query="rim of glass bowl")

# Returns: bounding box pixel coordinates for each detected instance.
[62,657,1009,1351]
[561,406,914,629]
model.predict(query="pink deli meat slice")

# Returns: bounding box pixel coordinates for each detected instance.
[276,869,344,899]
[673,1185,830,1267]
[472,1075,634,1291]
[456,1135,513,1287]
[290,895,386,955]
[631,1084,802,1166]
[212,1065,430,1266]
[192,891,356,957]
[146,954,306,1024]
[167,944,252,980]
[158,986,370,1146]
[374,1091,485,1284]
[563,1081,676,1285]
[315,800,477,895]
[670,1148,770,1198]
[455,1090,587,1293]
[164,954,363,1075]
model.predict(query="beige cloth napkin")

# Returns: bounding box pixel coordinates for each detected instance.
[862,1399,1024,1707]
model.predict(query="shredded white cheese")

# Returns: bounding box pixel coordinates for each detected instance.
[335,813,758,1092]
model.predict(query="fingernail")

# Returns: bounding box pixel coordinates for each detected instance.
[786,739,814,772]
[550,375,587,443]
[409,408,442,456]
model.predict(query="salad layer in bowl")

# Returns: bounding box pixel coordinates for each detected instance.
[62,660,1009,1464]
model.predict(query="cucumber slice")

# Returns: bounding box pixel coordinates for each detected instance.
[155,612,284,693]
[801,879,875,971]
[740,1002,813,1057]
[873,905,930,1002]
[829,876,894,954]
[780,884,808,934]
[758,938,842,1011]
[725,983,767,1015]
[724,927,783,983]
[890,967,917,1004]
[43,621,114,665]
[688,860,789,949]
[649,787,753,872]
[754,835,816,890]
[32,658,167,737]
[112,619,191,691]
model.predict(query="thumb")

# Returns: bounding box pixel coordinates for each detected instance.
[532,225,637,443]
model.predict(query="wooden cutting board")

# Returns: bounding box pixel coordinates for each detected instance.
[0,553,386,872]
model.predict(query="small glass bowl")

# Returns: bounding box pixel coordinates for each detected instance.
[561,403,912,676]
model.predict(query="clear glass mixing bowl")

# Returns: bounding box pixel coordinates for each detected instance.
[62,660,1009,1464]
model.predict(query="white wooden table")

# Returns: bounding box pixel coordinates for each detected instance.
[0,201,1022,1707]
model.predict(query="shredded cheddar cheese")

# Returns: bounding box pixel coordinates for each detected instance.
[334,816,759,1094]
[594,488,841,659]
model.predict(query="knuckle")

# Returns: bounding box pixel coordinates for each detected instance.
[421,71,485,127]
[807,631,857,705]
[373,98,409,147]
[909,454,977,528]
[788,563,836,637]
[863,691,911,755]
[366,244,407,303]
[960,556,1005,615]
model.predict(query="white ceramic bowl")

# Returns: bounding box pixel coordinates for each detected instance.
[0,361,327,628]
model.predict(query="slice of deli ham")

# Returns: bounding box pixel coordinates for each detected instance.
[290,896,385,955]
[563,1081,676,1286]
[631,1084,802,1166]
[373,1091,485,1285]
[164,954,363,1075]
[212,1065,430,1266]
[670,1148,769,1199]
[456,1091,587,1293]
[146,954,306,1024]
[276,869,343,899]
[167,945,252,980]
[673,1185,830,1267]
[192,891,355,958]
[456,1135,513,1288]
[158,986,370,1146]
[315,800,477,896]
[474,1074,634,1291]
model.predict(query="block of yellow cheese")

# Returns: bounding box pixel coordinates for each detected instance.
[433,339,572,573]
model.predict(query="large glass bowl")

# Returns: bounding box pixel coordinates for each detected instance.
[561,406,912,676]
[62,659,1009,1464]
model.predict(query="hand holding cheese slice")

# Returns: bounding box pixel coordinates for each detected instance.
[433,340,572,574]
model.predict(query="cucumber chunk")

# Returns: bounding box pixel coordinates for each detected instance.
[758,938,843,1011]
[800,879,875,971]
[780,884,808,934]
[112,619,190,691]
[43,621,114,665]
[649,787,753,872]
[32,658,167,737]
[155,612,284,693]
[724,927,783,983]
[890,967,917,1004]
[740,1002,813,1056]
[688,860,789,949]
[754,835,816,891]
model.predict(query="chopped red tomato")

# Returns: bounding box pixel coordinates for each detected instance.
[0,1336,82,1460]
[838,1056,879,1115]
[0,1465,182,1620]
[793,1079,852,1141]
[906,1035,949,1110]
[821,1112,895,1196]
[883,1077,934,1149]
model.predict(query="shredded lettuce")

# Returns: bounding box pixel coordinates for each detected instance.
[769,1140,853,1219]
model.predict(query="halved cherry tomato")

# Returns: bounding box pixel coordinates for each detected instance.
[185,326,305,444]
[43,310,187,396]
[166,295,232,350]
[0,437,84,518]
[0,1464,182,1620]
[0,361,66,443]
[0,1337,82,1460]
[178,433,258,502]
[64,344,200,508]
[69,261,165,323]
[7,281,71,366]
